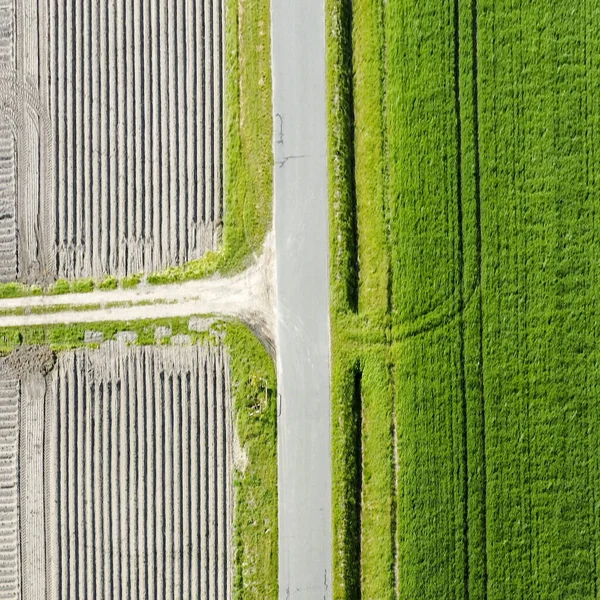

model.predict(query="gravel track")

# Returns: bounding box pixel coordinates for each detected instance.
[3,342,234,599]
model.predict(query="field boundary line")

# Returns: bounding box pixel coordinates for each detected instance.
[471,0,488,593]
[453,0,470,596]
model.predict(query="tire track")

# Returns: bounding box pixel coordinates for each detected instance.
[453,0,470,596]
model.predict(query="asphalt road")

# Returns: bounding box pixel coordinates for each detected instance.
[272,0,333,598]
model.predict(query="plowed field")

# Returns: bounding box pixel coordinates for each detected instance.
[0,0,224,281]
[0,342,234,600]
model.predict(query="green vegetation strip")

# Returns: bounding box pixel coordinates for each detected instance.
[328,0,600,598]
[0,319,278,598]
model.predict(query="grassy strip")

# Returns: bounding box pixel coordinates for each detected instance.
[352,0,388,320]
[327,0,396,597]
[326,0,358,316]
[226,323,278,600]
[148,0,272,284]
[0,316,218,354]
[360,348,394,599]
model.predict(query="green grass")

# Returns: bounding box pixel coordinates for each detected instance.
[327,0,600,597]
[226,323,278,600]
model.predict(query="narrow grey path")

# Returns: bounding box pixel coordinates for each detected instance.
[272,0,332,597]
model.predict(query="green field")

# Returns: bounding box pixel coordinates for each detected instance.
[328,0,600,597]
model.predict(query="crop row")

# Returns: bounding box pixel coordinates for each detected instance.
[4,342,234,600]
[47,0,224,278]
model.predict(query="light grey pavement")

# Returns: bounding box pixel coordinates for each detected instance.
[272,0,333,598]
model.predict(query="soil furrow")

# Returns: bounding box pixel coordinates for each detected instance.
[91,0,101,276]
[167,0,178,266]
[203,0,213,226]
[216,349,225,599]
[159,0,170,271]
[74,0,84,276]
[208,350,217,598]
[57,369,68,598]
[84,374,95,599]
[178,0,188,265]
[101,380,111,598]
[146,349,156,600]
[125,0,136,273]
[135,350,146,600]
[155,368,165,600]
[194,0,204,231]
[199,353,208,600]
[190,350,200,598]
[116,0,127,276]
[120,352,130,597]
[164,370,174,599]
[56,0,66,257]
[83,0,93,277]
[99,0,109,273]
[75,357,86,599]
[65,0,75,264]
[182,369,191,599]
[108,0,118,275]
[110,378,121,600]
[213,0,222,227]
[93,379,103,599]
[151,0,161,273]
[173,368,183,598]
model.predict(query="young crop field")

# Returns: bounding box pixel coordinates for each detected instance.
[327,0,600,598]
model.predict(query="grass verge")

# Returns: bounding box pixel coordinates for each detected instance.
[226,323,278,600]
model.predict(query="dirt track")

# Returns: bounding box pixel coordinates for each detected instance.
[0,240,276,349]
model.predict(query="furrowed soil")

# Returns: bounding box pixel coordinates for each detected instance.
[327,0,600,598]
[0,0,224,281]
[0,341,236,600]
